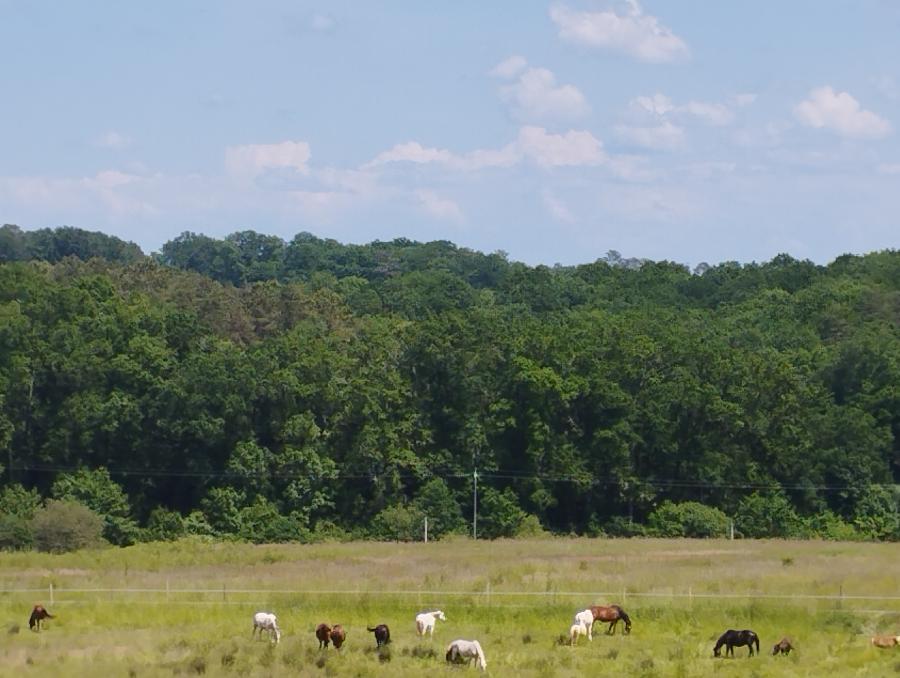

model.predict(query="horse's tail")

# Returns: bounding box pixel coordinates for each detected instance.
[754,634,760,653]
[445,643,455,663]
[473,640,486,670]
[416,619,425,635]
[367,627,377,632]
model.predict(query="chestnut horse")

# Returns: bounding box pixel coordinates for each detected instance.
[714,629,759,657]
[316,623,332,648]
[589,605,632,635]
[772,637,793,655]
[330,624,346,649]
[871,635,900,648]
[29,605,54,632]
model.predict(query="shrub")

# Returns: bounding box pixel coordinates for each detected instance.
[370,504,425,541]
[852,485,899,540]
[477,487,527,539]
[145,508,187,542]
[0,484,42,520]
[515,513,548,537]
[51,468,139,546]
[411,478,465,539]
[804,510,862,541]
[647,501,730,538]
[604,516,646,537]
[0,512,33,550]
[31,499,105,552]
[734,491,802,538]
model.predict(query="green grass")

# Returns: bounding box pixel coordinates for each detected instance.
[1,537,899,676]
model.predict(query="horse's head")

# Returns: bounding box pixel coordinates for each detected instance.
[435,611,446,621]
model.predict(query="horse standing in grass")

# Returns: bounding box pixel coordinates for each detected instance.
[714,629,759,657]
[569,621,590,646]
[445,639,487,671]
[367,624,391,647]
[573,609,595,641]
[330,624,346,650]
[29,605,54,632]
[316,623,332,648]
[251,612,281,644]
[415,610,446,638]
[772,637,794,655]
[589,605,632,635]
[871,635,900,648]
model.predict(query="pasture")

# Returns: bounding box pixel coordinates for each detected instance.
[1,538,899,677]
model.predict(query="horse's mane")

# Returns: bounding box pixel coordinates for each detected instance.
[612,605,630,622]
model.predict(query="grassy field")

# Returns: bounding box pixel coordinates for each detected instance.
[1,537,899,677]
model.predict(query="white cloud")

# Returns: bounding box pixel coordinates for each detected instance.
[415,190,464,221]
[733,93,757,107]
[550,1,689,63]
[794,86,892,140]
[499,67,589,122]
[517,126,605,166]
[632,94,675,116]
[541,189,575,222]
[225,141,312,179]
[365,126,604,171]
[490,55,528,79]
[630,93,733,125]
[95,131,132,150]
[871,75,899,101]
[615,121,685,150]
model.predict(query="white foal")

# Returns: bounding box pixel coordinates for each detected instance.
[570,621,590,646]
[573,609,594,641]
[252,611,281,644]
[415,610,446,638]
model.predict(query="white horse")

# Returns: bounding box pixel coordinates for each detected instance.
[570,620,590,646]
[446,639,487,671]
[573,609,594,641]
[252,611,281,644]
[415,610,446,638]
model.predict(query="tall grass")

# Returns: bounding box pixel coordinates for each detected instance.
[1,537,898,676]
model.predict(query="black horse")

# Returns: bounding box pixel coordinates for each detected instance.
[367,624,391,647]
[714,629,759,657]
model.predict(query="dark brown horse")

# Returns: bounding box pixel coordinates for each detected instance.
[772,637,793,655]
[367,624,391,647]
[330,624,346,649]
[589,605,632,635]
[316,623,332,648]
[714,629,759,657]
[29,605,54,632]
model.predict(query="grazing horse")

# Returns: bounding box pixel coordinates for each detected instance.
[589,605,632,635]
[367,624,391,647]
[573,609,595,641]
[714,629,759,657]
[251,612,281,644]
[569,621,590,646]
[316,623,332,649]
[871,635,900,648]
[772,637,794,655]
[29,605,54,632]
[445,639,487,671]
[415,610,446,638]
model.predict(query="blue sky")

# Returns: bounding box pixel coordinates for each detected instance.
[2,1,899,266]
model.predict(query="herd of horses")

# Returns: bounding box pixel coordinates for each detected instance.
[24,602,900,667]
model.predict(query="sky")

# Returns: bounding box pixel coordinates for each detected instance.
[2,1,899,267]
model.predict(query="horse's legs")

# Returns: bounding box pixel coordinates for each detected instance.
[607,620,615,635]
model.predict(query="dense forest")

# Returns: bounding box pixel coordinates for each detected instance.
[1,223,898,548]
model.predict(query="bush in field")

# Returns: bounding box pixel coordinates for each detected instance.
[604,516,647,537]
[0,483,42,520]
[852,485,899,540]
[238,496,304,543]
[647,501,730,538]
[370,504,425,541]
[200,487,246,536]
[411,478,465,539]
[0,513,33,550]
[515,513,547,537]
[31,499,105,552]
[734,491,802,538]
[183,510,216,537]
[804,510,862,541]
[51,467,139,546]
[145,507,187,541]
[477,487,527,539]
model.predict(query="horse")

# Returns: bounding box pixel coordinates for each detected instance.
[29,604,54,632]
[589,604,632,635]
[871,635,900,648]
[714,629,759,657]
[330,624,346,649]
[316,623,332,648]
[573,609,594,641]
[367,624,391,647]
[569,621,590,646]
[415,610,446,638]
[772,637,793,655]
[251,612,281,644]
[445,639,487,671]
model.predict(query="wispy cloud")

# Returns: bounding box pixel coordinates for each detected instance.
[794,86,892,140]
[490,55,528,79]
[495,61,589,122]
[95,131,132,150]
[415,190,464,222]
[630,93,735,125]
[550,1,689,63]
[541,189,575,222]
[615,121,685,150]
[225,141,312,180]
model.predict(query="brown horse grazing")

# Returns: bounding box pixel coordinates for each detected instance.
[367,624,391,647]
[871,635,900,648]
[772,637,793,655]
[316,623,332,648]
[714,629,760,657]
[330,624,346,649]
[589,605,632,635]
[29,605,54,632]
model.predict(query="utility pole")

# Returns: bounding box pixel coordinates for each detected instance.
[472,468,478,540]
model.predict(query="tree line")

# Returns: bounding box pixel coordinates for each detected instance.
[1,224,898,549]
